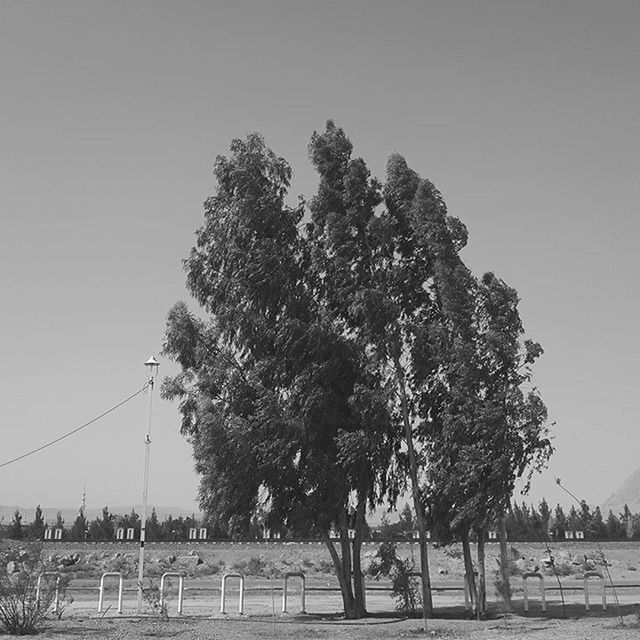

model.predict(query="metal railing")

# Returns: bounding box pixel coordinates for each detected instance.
[584,571,606,611]
[160,572,185,615]
[220,573,245,614]
[36,572,61,615]
[523,572,546,612]
[97,572,123,614]
[282,572,306,613]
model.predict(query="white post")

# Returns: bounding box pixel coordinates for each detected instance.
[220,573,245,614]
[584,571,606,611]
[282,572,306,613]
[160,572,185,616]
[137,357,158,614]
[98,572,124,614]
[36,572,60,614]
[523,572,546,612]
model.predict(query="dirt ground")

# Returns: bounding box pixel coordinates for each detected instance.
[38,539,640,583]
[4,541,639,638]
[31,609,640,640]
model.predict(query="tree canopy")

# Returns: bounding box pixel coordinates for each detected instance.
[162,123,552,620]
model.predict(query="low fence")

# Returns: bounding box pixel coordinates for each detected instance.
[44,570,637,618]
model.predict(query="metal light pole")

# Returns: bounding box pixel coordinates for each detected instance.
[137,356,159,614]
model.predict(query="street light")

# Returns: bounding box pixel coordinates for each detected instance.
[137,356,159,614]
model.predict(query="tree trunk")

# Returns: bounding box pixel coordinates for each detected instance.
[392,354,433,621]
[461,530,478,616]
[324,534,359,619]
[352,490,367,617]
[497,512,512,610]
[476,528,487,620]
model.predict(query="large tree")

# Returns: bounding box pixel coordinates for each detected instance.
[162,133,396,618]
[424,271,552,617]
[306,123,477,617]
[164,124,552,621]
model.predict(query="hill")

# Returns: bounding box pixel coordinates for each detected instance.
[601,467,640,515]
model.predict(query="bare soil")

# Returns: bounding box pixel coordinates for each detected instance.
[31,610,640,640]
[5,541,639,638]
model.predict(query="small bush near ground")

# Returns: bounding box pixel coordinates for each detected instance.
[544,556,576,577]
[231,556,272,577]
[108,554,136,578]
[0,543,61,635]
[443,546,463,560]
[369,542,421,614]
[140,580,168,619]
[316,559,334,574]
[193,560,224,576]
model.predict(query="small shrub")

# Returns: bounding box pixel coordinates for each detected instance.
[443,547,463,560]
[62,560,101,580]
[317,559,334,574]
[0,544,60,635]
[145,562,165,578]
[140,580,168,619]
[108,554,136,578]
[370,542,421,614]
[546,557,575,577]
[193,561,223,577]
[231,556,270,577]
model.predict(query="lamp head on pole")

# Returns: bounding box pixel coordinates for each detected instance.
[144,356,159,381]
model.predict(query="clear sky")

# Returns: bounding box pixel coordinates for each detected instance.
[1,1,638,519]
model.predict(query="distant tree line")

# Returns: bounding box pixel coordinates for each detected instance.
[3,498,638,542]
[377,499,640,542]
[0,506,219,542]
[504,498,640,541]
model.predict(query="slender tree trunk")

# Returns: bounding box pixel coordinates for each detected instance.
[461,530,478,616]
[392,354,433,621]
[324,535,358,619]
[352,491,367,617]
[476,528,487,619]
[497,512,512,610]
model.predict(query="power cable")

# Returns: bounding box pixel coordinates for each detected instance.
[0,384,149,470]
[541,533,567,617]
[554,476,623,625]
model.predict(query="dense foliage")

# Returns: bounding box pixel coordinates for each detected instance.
[161,123,553,619]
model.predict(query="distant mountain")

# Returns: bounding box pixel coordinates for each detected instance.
[601,467,640,516]
[0,505,200,525]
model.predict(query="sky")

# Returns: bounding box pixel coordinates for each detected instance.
[1,1,638,521]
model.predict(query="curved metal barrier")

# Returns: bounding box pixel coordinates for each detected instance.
[97,572,123,614]
[584,571,606,611]
[36,572,61,615]
[523,572,546,612]
[160,572,185,615]
[220,573,245,615]
[282,572,306,613]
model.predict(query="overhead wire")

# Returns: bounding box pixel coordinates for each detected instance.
[0,384,149,470]
[554,476,624,625]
